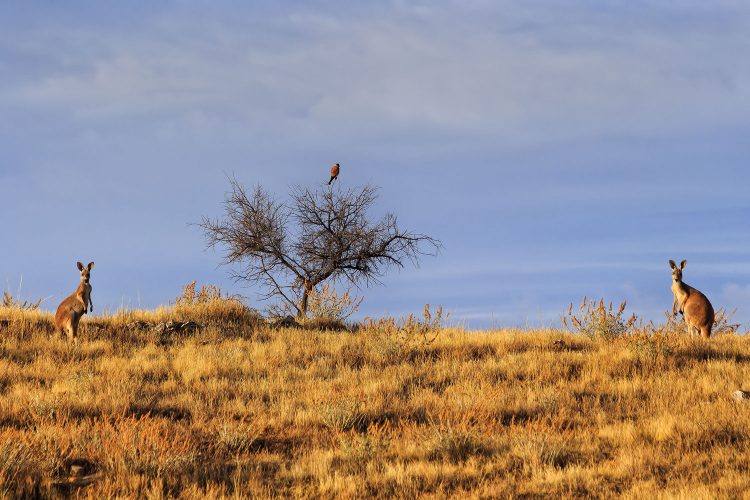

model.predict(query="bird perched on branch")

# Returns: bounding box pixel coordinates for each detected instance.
[328,163,340,185]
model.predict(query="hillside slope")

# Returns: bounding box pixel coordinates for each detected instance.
[1,310,749,497]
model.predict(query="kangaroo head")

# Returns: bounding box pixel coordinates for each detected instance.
[669,259,686,282]
[76,261,95,284]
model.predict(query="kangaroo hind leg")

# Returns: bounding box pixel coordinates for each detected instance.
[65,314,78,342]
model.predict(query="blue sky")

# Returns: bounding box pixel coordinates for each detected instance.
[2,1,749,328]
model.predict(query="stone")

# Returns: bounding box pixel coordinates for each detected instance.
[153,320,180,334]
[152,320,202,335]
[126,320,150,330]
[271,315,300,328]
[180,321,200,333]
[733,390,749,401]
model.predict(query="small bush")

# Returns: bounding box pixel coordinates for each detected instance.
[2,291,42,312]
[306,284,362,322]
[658,307,739,338]
[172,280,262,328]
[511,433,578,470]
[625,320,679,367]
[318,399,368,432]
[334,429,390,474]
[563,297,636,340]
[358,305,446,364]
[428,426,493,463]
[712,308,741,335]
[267,284,362,330]
[217,422,264,456]
[362,304,445,343]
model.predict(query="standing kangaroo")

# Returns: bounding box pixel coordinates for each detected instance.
[669,259,714,338]
[54,261,94,342]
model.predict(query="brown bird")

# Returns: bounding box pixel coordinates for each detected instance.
[328,163,340,185]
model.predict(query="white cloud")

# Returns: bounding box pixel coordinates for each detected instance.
[4,1,750,147]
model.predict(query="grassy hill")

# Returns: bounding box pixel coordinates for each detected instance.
[1,298,749,498]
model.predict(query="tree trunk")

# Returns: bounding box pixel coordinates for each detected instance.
[299,286,311,319]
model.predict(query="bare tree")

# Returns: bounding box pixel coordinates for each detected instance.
[199,178,441,318]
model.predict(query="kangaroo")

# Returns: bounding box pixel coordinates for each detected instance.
[54,261,94,342]
[669,259,714,338]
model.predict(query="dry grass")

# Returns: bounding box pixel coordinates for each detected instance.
[1,299,750,498]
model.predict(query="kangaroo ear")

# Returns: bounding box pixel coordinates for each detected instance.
[77,261,84,271]
[669,260,676,269]
[680,260,687,269]
[87,262,95,271]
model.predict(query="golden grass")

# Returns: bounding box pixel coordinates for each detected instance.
[1,303,750,498]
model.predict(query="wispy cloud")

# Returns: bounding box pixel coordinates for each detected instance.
[4,2,750,144]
